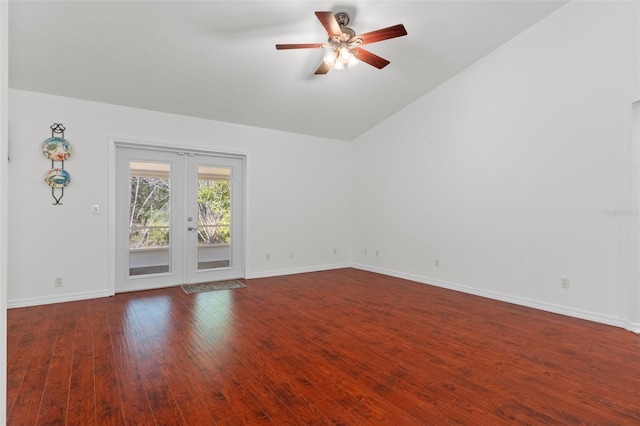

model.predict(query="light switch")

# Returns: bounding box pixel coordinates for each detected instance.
[92,205,100,215]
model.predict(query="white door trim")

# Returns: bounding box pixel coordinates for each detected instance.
[108,138,248,295]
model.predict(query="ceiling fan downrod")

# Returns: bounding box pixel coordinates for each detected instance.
[333,12,357,42]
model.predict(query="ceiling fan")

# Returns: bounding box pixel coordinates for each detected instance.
[275,11,407,75]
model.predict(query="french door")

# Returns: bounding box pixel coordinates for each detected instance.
[115,144,244,293]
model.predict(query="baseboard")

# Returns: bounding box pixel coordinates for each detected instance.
[7,289,112,309]
[245,262,350,280]
[629,323,640,334]
[6,264,350,307]
[8,265,639,335]
[351,263,635,333]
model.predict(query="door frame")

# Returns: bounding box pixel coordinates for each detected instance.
[108,138,248,295]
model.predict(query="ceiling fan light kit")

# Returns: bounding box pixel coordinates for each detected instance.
[275,11,407,75]
[323,42,359,70]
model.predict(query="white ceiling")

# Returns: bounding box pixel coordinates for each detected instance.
[9,1,568,141]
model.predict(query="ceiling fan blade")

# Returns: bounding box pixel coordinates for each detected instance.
[356,24,407,45]
[314,61,332,75]
[315,11,342,37]
[353,48,390,69]
[276,43,324,50]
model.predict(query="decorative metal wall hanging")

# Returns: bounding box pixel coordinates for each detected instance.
[42,123,72,205]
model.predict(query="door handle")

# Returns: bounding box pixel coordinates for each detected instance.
[188,227,197,231]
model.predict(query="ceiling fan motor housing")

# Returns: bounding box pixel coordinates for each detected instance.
[333,12,356,42]
[335,12,350,27]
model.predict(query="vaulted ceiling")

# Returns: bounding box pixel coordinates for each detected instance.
[9,1,568,141]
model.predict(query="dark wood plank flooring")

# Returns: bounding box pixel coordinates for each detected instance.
[7,268,640,424]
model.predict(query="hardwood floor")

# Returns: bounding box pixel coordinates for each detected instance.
[7,268,640,425]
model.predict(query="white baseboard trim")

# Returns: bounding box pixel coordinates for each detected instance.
[351,263,636,333]
[245,262,350,280]
[7,289,112,309]
[6,264,351,308]
[8,265,640,335]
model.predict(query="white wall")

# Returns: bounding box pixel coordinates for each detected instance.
[7,90,351,306]
[351,1,640,330]
[1,0,9,421]
[6,1,640,336]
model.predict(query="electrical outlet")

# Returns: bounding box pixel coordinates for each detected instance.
[266,253,270,261]
[435,258,440,267]
[364,248,368,255]
[375,249,379,257]
[560,277,570,289]
[54,277,63,287]
[289,250,294,258]
[333,248,337,255]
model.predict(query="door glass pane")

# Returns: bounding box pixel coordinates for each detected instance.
[197,165,231,270]
[128,161,171,276]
